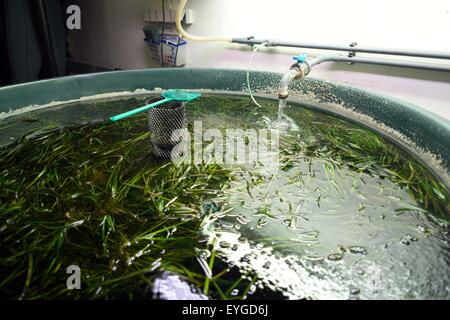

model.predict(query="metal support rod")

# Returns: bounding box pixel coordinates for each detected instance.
[231,38,450,61]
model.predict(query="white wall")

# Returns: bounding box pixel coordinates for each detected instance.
[68,0,450,119]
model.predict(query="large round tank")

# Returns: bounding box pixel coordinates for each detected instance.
[0,69,449,300]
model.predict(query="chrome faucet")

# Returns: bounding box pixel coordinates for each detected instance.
[278,54,311,99]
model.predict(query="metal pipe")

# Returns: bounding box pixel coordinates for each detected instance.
[278,54,450,99]
[278,63,310,99]
[278,68,300,100]
[232,38,450,61]
[309,55,450,72]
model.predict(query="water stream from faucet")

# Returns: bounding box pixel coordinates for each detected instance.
[278,99,286,122]
[246,44,299,132]
[266,98,299,132]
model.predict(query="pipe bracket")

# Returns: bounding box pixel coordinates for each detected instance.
[347,42,358,65]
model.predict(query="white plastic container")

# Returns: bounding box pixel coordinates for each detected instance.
[145,36,187,67]
[146,39,162,64]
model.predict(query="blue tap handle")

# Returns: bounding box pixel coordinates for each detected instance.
[293,54,308,63]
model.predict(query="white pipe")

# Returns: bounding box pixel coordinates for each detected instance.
[175,0,231,42]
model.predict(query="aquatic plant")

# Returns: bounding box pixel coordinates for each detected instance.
[284,108,450,220]
[0,95,448,300]
[0,116,255,300]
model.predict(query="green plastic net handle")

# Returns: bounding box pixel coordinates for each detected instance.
[109,90,201,122]
[109,98,172,122]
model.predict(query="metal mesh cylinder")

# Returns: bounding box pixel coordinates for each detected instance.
[147,97,186,159]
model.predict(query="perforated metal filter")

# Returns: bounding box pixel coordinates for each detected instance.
[147,97,186,159]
